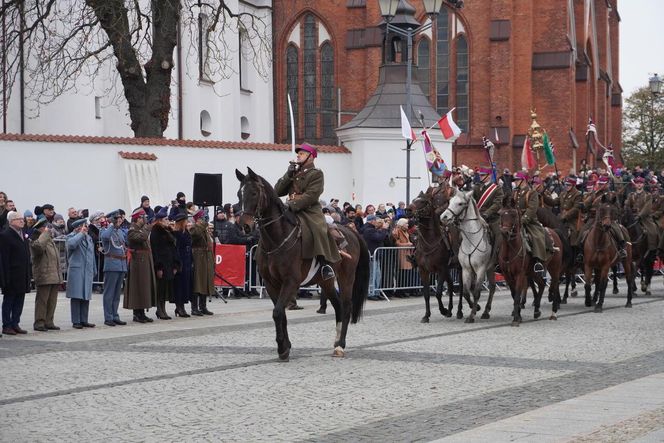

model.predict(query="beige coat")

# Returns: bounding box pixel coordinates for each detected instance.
[191,223,215,295]
[30,230,62,286]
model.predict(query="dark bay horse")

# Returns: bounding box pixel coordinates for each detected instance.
[235,168,369,360]
[537,207,577,303]
[408,187,455,323]
[499,202,563,325]
[622,206,656,295]
[583,203,634,312]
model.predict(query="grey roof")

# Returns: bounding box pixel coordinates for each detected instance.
[337,64,441,131]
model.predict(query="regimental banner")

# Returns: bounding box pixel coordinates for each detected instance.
[214,244,246,287]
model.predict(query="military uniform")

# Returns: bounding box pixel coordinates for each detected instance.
[473,179,504,254]
[274,162,340,265]
[513,186,551,262]
[579,186,625,248]
[552,185,583,246]
[625,189,659,251]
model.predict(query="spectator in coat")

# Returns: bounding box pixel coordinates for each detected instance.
[66,219,96,329]
[0,191,8,230]
[51,214,67,238]
[135,196,155,222]
[190,209,215,315]
[362,214,389,301]
[124,208,156,323]
[66,207,80,233]
[101,210,128,327]
[151,207,181,318]
[171,212,193,316]
[392,218,415,298]
[0,211,31,335]
[30,217,62,331]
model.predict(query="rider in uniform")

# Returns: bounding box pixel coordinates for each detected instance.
[512,171,554,268]
[274,143,340,281]
[472,167,503,254]
[554,176,583,249]
[578,174,626,259]
[625,176,659,254]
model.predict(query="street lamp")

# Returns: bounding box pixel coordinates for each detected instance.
[379,0,454,203]
[650,73,662,96]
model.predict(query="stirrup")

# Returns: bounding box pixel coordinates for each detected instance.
[533,261,545,273]
[321,264,335,281]
[619,249,627,259]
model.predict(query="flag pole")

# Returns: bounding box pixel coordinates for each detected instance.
[287,93,296,154]
[417,111,432,188]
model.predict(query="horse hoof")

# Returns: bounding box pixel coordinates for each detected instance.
[332,346,345,358]
[443,311,452,318]
[561,298,567,305]
[593,306,603,313]
[534,310,541,319]
[625,302,632,308]
[481,312,490,320]
[456,312,464,320]
[549,314,558,321]
[613,288,619,295]
[571,290,578,298]
[520,303,526,309]
[440,308,450,317]
[646,290,652,296]
[421,317,430,324]
[464,317,475,324]
[278,349,291,361]
[641,284,647,293]
[585,299,592,307]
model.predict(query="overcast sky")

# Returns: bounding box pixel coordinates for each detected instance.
[619,0,664,96]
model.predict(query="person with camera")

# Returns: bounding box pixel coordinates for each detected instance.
[30,216,62,331]
[66,218,96,329]
[101,210,128,326]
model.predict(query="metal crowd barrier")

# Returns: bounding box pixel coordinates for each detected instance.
[52,237,105,288]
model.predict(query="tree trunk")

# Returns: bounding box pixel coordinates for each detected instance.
[87,0,180,138]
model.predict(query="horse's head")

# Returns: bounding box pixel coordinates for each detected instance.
[235,167,267,231]
[407,191,433,220]
[440,189,472,223]
[596,203,613,230]
[431,185,451,216]
[499,199,520,239]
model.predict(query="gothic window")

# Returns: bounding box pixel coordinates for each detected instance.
[286,45,299,141]
[455,35,468,131]
[303,14,317,140]
[417,38,430,100]
[320,43,335,144]
[436,7,450,115]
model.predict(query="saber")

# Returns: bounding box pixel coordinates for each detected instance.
[287,93,295,154]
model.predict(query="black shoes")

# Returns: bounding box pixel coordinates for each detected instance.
[72,323,83,329]
[34,326,48,332]
[104,321,116,327]
[190,309,204,317]
[81,322,96,328]
[200,308,214,315]
[316,307,326,314]
[113,319,127,325]
[13,326,27,334]
[156,313,172,320]
[133,315,148,323]
[46,325,61,330]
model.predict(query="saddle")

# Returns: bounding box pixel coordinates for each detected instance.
[328,224,351,259]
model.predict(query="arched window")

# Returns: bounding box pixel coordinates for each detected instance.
[417,38,430,100]
[303,14,317,140]
[320,43,335,144]
[286,45,299,140]
[455,35,468,131]
[435,7,450,115]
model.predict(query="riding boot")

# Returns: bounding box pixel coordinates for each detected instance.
[618,239,627,259]
[199,295,213,315]
[320,260,335,281]
[190,295,203,316]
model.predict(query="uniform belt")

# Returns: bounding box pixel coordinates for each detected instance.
[106,253,127,260]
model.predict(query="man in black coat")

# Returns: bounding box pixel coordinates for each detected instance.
[0,211,31,335]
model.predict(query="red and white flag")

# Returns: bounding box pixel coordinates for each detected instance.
[521,136,537,171]
[400,106,417,141]
[437,110,462,140]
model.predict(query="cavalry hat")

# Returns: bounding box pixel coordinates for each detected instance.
[633,177,645,184]
[295,142,318,159]
[32,216,48,230]
[71,218,88,229]
[478,167,492,175]
[565,176,577,186]
[586,179,597,188]
[598,175,610,185]
[131,208,146,221]
[514,171,529,181]
[155,206,169,220]
[193,208,205,221]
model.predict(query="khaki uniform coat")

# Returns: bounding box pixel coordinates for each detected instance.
[557,188,583,246]
[626,190,659,250]
[274,165,340,263]
[473,182,504,253]
[514,187,548,261]
[191,223,215,295]
[124,224,157,309]
[30,230,62,286]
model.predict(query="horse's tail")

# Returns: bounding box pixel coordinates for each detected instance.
[351,231,370,324]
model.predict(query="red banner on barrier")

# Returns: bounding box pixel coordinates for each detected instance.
[214,244,246,287]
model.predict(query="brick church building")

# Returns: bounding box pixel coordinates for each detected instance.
[271,0,622,175]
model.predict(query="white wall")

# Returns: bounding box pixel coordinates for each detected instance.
[0,139,351,216]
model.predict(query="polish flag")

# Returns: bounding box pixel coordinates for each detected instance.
[400,106,417,141]
[437,110,462,140]
[521,136,537,171]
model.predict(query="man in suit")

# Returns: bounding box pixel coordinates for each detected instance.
[0,211,31,335]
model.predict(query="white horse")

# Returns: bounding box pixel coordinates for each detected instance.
[440,189,496,323]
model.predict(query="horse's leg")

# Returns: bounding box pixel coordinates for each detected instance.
[268,281,292,361]
[592,271,601,305]
[595,266,610,313]
[624,250,634,308]
[421,269,432,323]
[456,270,465,320]
[562,269,570,304]
[548,264,562,320]
[612,264,620,295]
[645,252,654,295]
[465,270,483,324]
[443,269,454,318]
[481,269,496,320]
[584,264,594,308]
[531,272,545,319]
[459,266,473,320]
[434,269,450,317]
[512,273,526,326]
[327,278,351,357]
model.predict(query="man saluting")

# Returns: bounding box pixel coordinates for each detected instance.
[275,143,340,280]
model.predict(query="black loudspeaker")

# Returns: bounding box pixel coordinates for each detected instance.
[193,173,223,206]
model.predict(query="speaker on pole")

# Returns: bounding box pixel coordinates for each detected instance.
[193,173,223,207]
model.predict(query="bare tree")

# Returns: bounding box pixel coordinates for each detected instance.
[0,0,271,138]
[622,87,664,169]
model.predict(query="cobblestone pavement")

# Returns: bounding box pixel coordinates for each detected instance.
[1,282,663,442]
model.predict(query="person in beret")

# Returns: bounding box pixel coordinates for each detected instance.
[171,212,192,317]
[65,219,96,329]
[0,211,31,335]
[625,175,659,254]
[124,208,156,323]
[101,210,128,326]
[151,207,182,318]
[190,209,215,315]
[274,142,340,282]
[30,216,62,331]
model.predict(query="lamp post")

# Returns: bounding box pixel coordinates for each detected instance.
[649,73,662,166]
[378,0,454,204]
